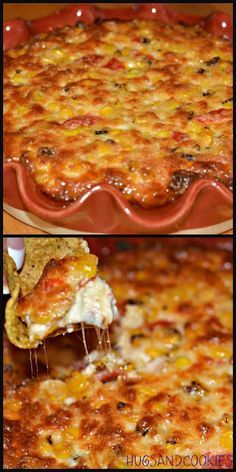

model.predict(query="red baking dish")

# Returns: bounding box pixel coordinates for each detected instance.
[3,3,233,234]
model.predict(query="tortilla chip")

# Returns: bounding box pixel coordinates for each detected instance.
[3,253,30,348]
[20,237,88,295]
[4,237,89,349]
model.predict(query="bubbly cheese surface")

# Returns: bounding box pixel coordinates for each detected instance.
[3,242,233,469]
[4,19,232,207]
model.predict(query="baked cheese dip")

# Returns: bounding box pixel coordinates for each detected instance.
[3,241,232,468]
[4,19,232,208]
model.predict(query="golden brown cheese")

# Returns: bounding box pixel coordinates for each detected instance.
[3,242,232,469]
[4,20,232,208]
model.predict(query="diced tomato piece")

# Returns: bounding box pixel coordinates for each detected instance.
[194,108,232,124]
[44,278,63,290]
[81,54,103,65]
[147,320,174,331]
[105,58,124,70]
[3,19,31,51]
[63,114,101,128]
[97,369,121,383]
[204,12,232,40]
[31,4,97,34]
[173,131,189,142]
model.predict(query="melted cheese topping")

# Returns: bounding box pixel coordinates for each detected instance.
[28,276,118,342]
[16,254,117,347]
[3,243,233,469]
[4,20,232,207]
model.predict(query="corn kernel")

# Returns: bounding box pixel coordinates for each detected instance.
[4,399,21,420]
[100,106,115,117]
[34,91,44,101]
[103,44,116,55]
[98,143,111,154]
[121,47,130,57]
[126,70,140,79]
[139,384,157,398]
[187,120,203,139]
[39,380,67,402]
[110,129,121,136]
[223,101,232,110]
[47,102,60,113]
[53,442,72,460]
[210,346,231,360]
[167,100,180,110]
[156,129,170,138]
[41,57,55,65]
[73,254,98,278]
[64,128,82,136]
[220,431,233,450]
[175,357,191,370]
[52,48,64,57]
[31,313,51,323]
[40,439,53,456]
[65,426,79,438]
[16,106,28,116]
[145,347,164,359]
[66,372,89,398]
[59,108,75,120]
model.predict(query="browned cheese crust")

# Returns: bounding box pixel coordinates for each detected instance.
[3,242,232,468]
[4,20,232,208]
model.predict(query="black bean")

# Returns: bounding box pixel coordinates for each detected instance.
[186,111,194,119]
[206,56,220,66]
[127,299,143,306]
[222,97,233,104]
[183,381,208,396]
[46,435,53,445]
[114,82,125,89]
[141,37,151,44]
[197,68,206,74]
[168,172,192,192]
[117,401,127,410]
[180,153,195,161]
[130,333,145,342]
[95,129,108,135]
[38,147,55,156]
[112,444,123,455]
[166,438,178,444]
[202,90,215,97]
